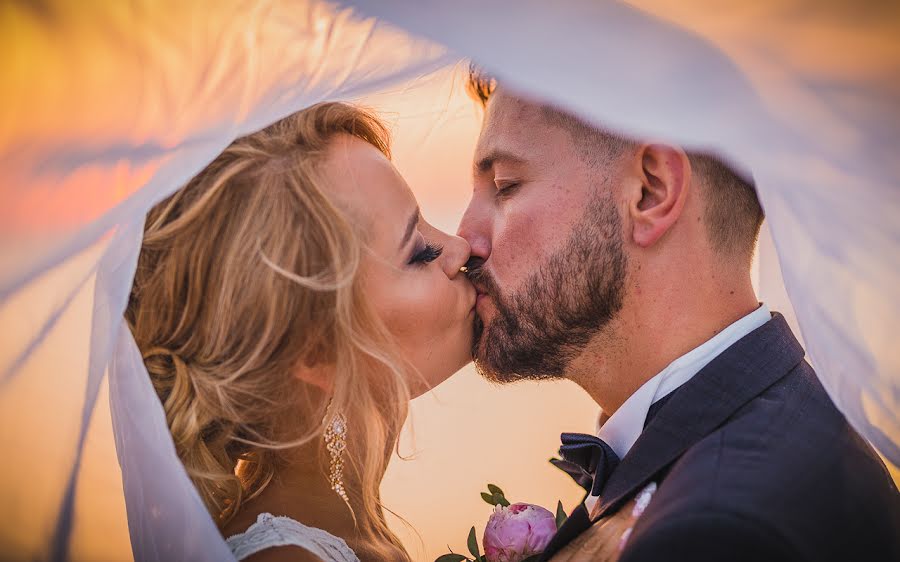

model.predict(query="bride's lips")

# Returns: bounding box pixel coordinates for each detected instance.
[464,284,478,314]
[475,290,489,312]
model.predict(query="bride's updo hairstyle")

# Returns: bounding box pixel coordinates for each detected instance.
[125,103,409,553]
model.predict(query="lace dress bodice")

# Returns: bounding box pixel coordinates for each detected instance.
[226,512,360,561]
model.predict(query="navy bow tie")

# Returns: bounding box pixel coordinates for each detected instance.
[551,433,621,497]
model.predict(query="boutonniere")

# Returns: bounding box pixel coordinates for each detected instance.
[436,484,567,562]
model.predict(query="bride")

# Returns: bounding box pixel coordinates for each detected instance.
[125,102,474,561]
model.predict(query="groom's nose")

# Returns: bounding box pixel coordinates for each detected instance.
[457,203,492,262]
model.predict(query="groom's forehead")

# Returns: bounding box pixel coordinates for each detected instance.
[482,88,547,131]
[475,90,575,171]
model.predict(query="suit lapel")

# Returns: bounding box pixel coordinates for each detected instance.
[592,313,805,521]
[540,503,591,561]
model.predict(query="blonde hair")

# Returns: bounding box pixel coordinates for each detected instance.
[125,102,411,557]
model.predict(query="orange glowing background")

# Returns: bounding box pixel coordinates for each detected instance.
[1,2,897,561]
[0,65,601,561]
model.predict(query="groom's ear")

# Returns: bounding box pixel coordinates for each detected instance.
[628,143,691,248]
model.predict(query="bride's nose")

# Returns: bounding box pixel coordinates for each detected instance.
[441,233,471,279]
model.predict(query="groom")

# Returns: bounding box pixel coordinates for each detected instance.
[458,69,900,561]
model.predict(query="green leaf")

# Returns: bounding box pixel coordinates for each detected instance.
[495,494,510,507]
[555,500,567,529]
[434,555,467,562]
[480,492,496,505]
[434,555,468,562]
[487,483,505,497]
[467,526,480,559]
[521,556,543,562]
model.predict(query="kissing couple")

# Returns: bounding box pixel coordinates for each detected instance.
[126,67,900,561]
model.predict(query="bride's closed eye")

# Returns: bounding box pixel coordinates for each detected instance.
[408,240,443,266]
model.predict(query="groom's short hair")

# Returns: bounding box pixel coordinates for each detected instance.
[467,66,764,266]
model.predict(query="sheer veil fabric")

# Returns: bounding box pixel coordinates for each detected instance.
[0,1,897,560]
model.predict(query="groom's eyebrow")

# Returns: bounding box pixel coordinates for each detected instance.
[400,207,420,250]
[475,150,526,174]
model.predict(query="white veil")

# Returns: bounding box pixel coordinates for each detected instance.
[0,1,896,560]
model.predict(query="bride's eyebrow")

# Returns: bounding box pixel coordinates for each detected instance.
[399,206,420,250]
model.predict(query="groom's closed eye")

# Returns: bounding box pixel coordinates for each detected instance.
[495,180,522,199]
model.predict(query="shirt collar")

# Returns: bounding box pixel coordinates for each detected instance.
[596,304,772,461]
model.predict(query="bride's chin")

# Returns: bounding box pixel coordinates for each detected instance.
[453,339,474,370]
[453,337,475,374]
[409,347,472,400]
[409,315,476,396]
[452,315,476,367]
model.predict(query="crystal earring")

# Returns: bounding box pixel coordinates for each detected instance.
[324,409,350,507]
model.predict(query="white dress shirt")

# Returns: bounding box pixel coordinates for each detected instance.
[584,304,772,511]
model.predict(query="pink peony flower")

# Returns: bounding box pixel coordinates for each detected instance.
[483,503,557,562]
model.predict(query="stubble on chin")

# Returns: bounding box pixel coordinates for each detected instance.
[469,194,627,384]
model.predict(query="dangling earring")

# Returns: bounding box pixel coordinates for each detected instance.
[324,408,351,507]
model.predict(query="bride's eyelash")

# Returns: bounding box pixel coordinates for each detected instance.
[408,242,443,266]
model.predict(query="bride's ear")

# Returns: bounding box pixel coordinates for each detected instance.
[627,143,691,248]
[293,362,332,392]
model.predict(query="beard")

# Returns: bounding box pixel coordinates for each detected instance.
[469,193,627,383]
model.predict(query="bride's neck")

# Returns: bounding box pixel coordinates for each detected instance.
[223,437,401,560]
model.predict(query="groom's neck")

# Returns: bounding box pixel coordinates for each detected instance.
[567,274,759,417]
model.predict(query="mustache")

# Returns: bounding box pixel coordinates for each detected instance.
[463,257,499,296]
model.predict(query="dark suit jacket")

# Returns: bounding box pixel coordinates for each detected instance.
[544,313,900,561]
